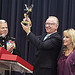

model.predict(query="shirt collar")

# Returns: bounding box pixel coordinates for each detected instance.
[47,31,57,36]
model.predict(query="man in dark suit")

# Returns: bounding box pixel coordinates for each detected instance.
[0,20,22,75]
[21,16,62,75]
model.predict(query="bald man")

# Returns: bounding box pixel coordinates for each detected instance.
[21,16,62,75]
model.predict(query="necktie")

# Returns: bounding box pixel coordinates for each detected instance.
[44,34,50,40]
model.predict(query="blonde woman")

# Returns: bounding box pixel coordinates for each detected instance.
[58,28,75,75]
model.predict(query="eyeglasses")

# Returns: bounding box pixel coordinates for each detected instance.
[45,23,57,26]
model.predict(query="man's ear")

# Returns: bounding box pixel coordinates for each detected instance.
[56,24,58,29]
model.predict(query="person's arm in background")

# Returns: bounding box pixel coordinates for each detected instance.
[6,37,21,57]
[13,41,21,57]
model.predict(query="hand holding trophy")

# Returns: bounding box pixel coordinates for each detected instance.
[21,4,33,27]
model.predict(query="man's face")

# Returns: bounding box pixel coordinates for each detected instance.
[0,22,8,36]
[45,17,58,34]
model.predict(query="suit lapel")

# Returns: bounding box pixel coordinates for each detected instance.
[44,35,50,41]
[41,33,47,41]
[43,32,58,41]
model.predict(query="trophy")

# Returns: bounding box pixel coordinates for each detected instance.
[21,4,33,26]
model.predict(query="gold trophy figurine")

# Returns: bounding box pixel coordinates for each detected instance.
[21,4,33,26]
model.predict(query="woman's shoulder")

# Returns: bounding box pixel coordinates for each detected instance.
[66,49,75,62]
[72,49,75,57]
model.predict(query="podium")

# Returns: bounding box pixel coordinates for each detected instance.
[0,47,34,75]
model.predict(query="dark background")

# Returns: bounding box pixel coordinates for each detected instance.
[0,0,75,74]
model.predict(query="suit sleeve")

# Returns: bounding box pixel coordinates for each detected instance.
[27,32,62,51]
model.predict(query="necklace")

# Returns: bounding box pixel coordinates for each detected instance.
[65,49,73,56]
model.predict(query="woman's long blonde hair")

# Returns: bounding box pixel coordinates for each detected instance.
[63,28,75,52]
